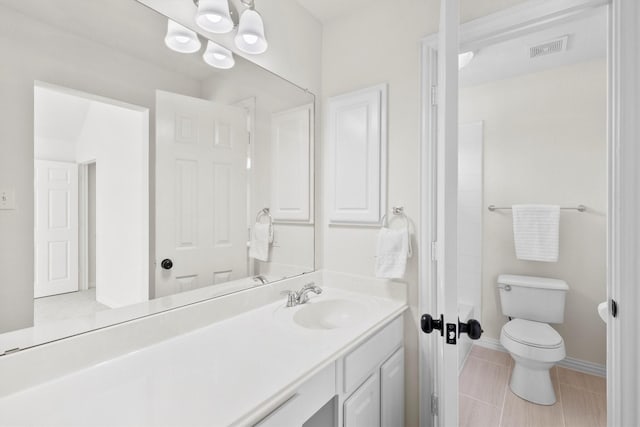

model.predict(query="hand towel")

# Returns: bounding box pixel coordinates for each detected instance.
[249,222,270,261]
[512,204,560,262]
[375,227,410,279]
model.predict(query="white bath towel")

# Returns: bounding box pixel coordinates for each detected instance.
[249,222,270,261]
[375,227,410,279]
[512,204,560,262]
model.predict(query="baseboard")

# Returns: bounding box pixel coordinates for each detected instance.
[475,337,606,377]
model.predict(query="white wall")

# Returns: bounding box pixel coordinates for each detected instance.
[76,102,149,308]
[33,137,77,162]
[321,2,438,425]
[460,59,607,365]
[0,5,201,333]
[458,122,483,319]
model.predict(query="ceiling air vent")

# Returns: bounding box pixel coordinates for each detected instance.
[529,35,569,58]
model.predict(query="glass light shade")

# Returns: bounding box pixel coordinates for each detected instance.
[203,41,235,69]
[196,0,234,34]
[165,19,201,53]
[234,9,268,54]
[458,51,475,70]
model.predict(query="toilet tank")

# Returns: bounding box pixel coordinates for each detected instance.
[497,274,569,323]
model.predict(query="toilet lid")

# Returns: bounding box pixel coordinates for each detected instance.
[503,319,563,348]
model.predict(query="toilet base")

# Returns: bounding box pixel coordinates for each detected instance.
[509,355,557,405]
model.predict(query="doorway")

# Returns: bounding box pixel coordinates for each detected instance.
[456,7,608,425]
[419,2,612,426]
[33,82,149,324]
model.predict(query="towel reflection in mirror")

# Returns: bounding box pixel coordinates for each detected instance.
[250,208,274,261]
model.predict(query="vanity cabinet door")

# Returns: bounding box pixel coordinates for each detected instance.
[380,348,404,427]
[344,372,380,427]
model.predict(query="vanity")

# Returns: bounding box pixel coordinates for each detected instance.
[0,271,407,426]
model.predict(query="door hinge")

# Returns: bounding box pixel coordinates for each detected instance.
[431,393,439,416]
[431,241,438,261]
[431,86,438,106]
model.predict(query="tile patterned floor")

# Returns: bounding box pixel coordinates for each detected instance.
[459,345,606,427]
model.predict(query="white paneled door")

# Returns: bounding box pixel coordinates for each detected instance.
[155,91,249,298]
[435,0,460,424]
[34,160,79,298]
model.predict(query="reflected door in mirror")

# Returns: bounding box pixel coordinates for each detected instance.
[34,160,79,298]
[156,91,249,297]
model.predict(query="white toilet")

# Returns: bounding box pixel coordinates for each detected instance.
[497,274,569,405]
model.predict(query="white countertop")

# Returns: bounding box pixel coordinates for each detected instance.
[0,286,407,427]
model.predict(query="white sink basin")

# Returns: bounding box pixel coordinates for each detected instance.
[291,299,368,330]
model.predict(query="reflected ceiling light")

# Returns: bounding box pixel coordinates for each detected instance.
[235,8,268,54]
[165,19,201,53]
[203,41,235,69]
[458,51,475,70]
[196,0,234,34]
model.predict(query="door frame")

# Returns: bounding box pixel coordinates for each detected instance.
[233,97,256,277]
[418,0,639,425]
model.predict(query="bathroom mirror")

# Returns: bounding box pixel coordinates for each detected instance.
[0,0,315,353]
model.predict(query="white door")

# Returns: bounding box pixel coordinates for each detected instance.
[428,1,463,425]
[34,160,79,298]
[155,91,249,298]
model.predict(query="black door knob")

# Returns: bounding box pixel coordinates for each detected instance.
[421,314,444,336]
[459,318,483,340]
[161,259,173,270]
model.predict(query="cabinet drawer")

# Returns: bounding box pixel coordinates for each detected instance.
[255,362,336,427]
[343,316,403,394]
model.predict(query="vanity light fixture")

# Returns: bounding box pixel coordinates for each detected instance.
[165,0,268,60]
[165,19,202,53]
[235,0,268,54]
[194,0,269,55]
[203,40,235,69]
[458,51,475,70]
[196,0,234,33]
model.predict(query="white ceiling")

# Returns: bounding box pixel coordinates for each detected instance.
[34,86,92,143]
[460,7,607,87]
[293,0,374,23]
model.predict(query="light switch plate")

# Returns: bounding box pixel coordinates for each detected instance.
[0,189,16,210]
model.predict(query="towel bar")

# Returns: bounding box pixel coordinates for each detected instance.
[255,207,273,222]
[487,205,586,212]
[381,206,410,227]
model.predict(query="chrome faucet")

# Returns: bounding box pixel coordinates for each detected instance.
[252,275,269,285]
[286,282,323,307]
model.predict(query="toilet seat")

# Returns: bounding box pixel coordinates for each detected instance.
[500,319,565,363]
[503,319,563,349]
